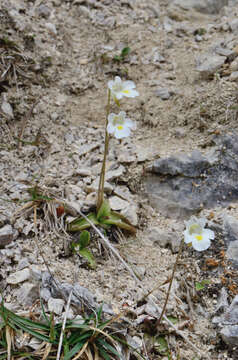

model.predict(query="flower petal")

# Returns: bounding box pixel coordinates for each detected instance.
[123,80,136,89]
[123,89,139,98]
[192,237,211,251]
[107,123,115,134]
[184,230,196,244]
[114,126,131,139]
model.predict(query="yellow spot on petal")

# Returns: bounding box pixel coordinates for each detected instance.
[195,235,203,241]
[117,125,123,130]
[123,90,130,94]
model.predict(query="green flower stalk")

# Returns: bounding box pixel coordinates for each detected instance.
[97,89,111,212]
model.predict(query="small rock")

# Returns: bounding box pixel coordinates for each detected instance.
[76,143,100,157]
[48,298,65,315]
[195,34,203,42]
[37,4,51,18]
[1,101,14,119]
[85,179,113,194]
[230,18,238,33]
[220,325,238,347]
[45,22,57,35]
[109,196,129,211]
[148,227,180,253]
[230,71,238,81]
[230,59,238,72]
[227,241,238,264]
[62,307,74,320]
[215,46,234,57]
[121,204,138,226]
[106,165,125,181]
[114,185,132,201]
[17,283,39,306]
[7,268,31,284]
[155,88,172,100]
[75,167,91,177]
[171,0,229,15]
[117,151,136,163]
[0,224,14,247]
[17,258,30,270]
[196,54,225,79]
[40,288,51,302]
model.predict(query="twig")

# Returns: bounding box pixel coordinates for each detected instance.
[156,239,184,326]
[56,289,73,360]
[18,99,40,149]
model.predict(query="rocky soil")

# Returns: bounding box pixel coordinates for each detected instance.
[1,0,238,359]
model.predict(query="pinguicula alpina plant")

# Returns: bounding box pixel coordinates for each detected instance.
[157,216,215,325]
[68,77,139,263]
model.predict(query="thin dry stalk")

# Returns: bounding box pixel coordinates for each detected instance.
[56,289,73,360]
[156,239,184,326]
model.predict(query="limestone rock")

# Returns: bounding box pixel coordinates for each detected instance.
[171,0,228,15]
[1,100,14,119]
[154,88,172,100]
[144,134,238,219]
[196,54,225,79]
[121,204,138,226]
[17,283,39,306]
[220,325,238,347]
[230,71,238,81]
[109,196,129,211]
[7,268,31,284]
[48,298,65,315]
[148,227,180,253]
[0,224,14,247]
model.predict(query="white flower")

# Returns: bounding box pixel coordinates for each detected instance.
[183,216,215,252]
[107,111,136,139]
[108,76,139,100]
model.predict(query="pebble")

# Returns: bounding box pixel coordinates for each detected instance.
[196,54,225,79]
[105,165,125,181]
[85,179,113,194]
[155,87,172,100]
[75,167,91,177]
[48,297,65,315]
[121,204,138,226]
[0,224,14,247]
[230,71,238,81]
[37,4,51,18]
[230,18,238,33]
[230,58,238,72]
[148,227,180,253]
[17,283,39,306]
[109,196,129,211]
[7,268,31,284]
[45,22,57,35]
[1,101,14,119]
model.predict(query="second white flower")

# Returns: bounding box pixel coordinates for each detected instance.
[107,111,136,139]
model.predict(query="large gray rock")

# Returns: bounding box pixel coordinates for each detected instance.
[144,134,238,219]
[171,0,228,14]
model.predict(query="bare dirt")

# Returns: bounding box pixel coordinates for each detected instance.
[1,0,238,359]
